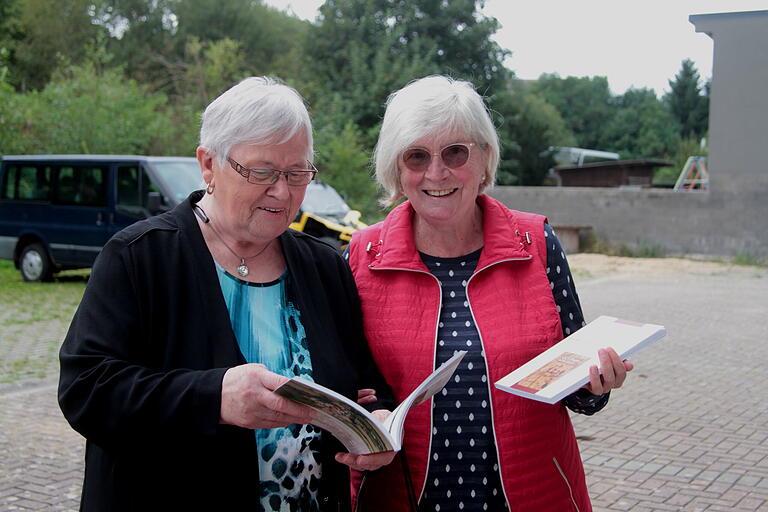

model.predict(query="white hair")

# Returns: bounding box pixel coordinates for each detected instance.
[374,75,500,206]
[199,77,313,166]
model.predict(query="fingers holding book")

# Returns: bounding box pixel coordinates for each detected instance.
[335,450,397,471]
[584,348,635,395]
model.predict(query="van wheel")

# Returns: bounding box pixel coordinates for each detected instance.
[20,243,53,282]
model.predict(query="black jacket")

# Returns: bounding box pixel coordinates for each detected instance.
[59,191,392,511]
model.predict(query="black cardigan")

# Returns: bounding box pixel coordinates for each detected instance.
[59,190,392,511]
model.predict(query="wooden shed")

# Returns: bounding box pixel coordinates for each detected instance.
[554,159,673,187]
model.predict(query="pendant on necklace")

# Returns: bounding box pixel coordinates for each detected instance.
[237,259,249,278]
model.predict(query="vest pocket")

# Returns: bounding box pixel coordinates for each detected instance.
[552,456,580,512]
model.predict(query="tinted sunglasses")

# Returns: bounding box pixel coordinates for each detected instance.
[401,143,475,172]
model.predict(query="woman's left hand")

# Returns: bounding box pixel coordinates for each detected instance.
[335,450,397,472]
[334,409,396,471]
[583,347,634,395]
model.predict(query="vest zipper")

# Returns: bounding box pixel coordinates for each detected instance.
[464,255,532,510]
[369,265,442,503]
[552,456,580,511]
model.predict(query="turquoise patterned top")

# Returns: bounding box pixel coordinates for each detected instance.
[216,265,323,512]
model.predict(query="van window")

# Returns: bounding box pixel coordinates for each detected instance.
[55,166,107,206]
[1,165,52,201]
[117,165,162,209]
[117,166,141,207]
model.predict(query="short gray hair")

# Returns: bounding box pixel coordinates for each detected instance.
[374,75,500,206]
[199,77,313,166]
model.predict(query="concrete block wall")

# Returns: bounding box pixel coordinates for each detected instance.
[487,185,767,259]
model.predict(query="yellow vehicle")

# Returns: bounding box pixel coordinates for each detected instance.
[289,180,366,249]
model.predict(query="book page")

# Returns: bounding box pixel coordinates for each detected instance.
[274,379,395,454]
[384,350,467,445]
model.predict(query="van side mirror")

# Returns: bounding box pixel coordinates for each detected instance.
[146,192,163,214]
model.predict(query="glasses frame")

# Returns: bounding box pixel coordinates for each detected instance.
[401,142,476,172]
[227,157,318,186]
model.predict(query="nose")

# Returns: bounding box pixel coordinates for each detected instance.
[266,173,291,199]
[424,152,448,180]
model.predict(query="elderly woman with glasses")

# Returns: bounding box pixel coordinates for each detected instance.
[59,77,394,512]
[346,75,634,512]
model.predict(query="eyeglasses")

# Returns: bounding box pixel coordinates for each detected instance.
[227,157,318,186]
[401,143,475,172]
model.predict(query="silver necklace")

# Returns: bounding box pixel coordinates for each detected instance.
[195,204,272,278]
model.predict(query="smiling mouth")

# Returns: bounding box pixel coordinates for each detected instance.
[424,188,457,197]
[258,207,284,213]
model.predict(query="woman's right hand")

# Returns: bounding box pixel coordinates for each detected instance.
[220,363,314,429]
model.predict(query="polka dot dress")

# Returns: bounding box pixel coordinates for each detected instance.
[419,248,507,512]
[416,225,608,511]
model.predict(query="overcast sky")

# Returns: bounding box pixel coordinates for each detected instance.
[262,0,766,96]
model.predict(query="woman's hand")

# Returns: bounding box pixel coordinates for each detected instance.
[583,348,634,395]
[219,363,314,429]
[335,450,397,471]
[334,409,394,471]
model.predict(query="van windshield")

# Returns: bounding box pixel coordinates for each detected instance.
[301,181,350,218]
[149,160,204,204]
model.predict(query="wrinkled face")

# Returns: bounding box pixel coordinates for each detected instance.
[199,134,311,244]
[398,133,486,228]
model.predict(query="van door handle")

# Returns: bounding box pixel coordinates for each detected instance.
[96,212,104,226]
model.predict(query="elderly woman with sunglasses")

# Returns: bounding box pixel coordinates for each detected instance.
[346,75,633,512]
[59,77,394,512]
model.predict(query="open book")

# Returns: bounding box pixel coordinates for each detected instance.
[495,315,666,404]
[274,350,467,454]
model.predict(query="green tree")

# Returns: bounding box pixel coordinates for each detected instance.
[490,81,575,185]
[530,74,613,150]
[8,0,103,90]
[306,0,508,136]
[602,88,680,159]
[174,0,309,79]
[314,121,381,220]
[181,37,248,108]
[665,58,708,140]
[0,63,173,155]
[92,0,179,90]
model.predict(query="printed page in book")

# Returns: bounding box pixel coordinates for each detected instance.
[275,350,467,454]
[494,315,666,404]
[274,378,395,454]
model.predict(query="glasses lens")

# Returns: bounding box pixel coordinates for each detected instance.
[403,149,431,171]
[248,170,278,185]
[441,144,470,168]
[286,171,314,186]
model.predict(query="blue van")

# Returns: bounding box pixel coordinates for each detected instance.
[0,155,202,281]
[0,154,367,281]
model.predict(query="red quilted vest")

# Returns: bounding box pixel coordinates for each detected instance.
[347,195,591,512]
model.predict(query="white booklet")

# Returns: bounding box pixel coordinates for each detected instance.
[274,350,467,454]
[494,315,666,404]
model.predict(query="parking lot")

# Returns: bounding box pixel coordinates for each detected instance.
[0,254,766,511]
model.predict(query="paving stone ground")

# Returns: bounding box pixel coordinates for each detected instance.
[0,256,766,511]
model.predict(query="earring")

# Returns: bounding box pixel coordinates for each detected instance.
[206,183,215,194]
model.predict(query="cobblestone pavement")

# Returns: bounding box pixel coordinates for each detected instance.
[0,258,766,511]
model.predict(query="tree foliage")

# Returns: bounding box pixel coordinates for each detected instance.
[530,74,613,150]
[0,0,694,205]
[602,88,680,159]
[1,63,172,155]
[490,83,574,185]
[6,0,103,91]
[665,59,708,140]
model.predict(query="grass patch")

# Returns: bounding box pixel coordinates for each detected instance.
[581,233,666,258]
[0,260,88,384]
[732,251,767,267]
